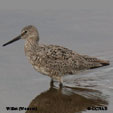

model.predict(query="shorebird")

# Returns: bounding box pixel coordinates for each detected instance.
[2,25,110,87]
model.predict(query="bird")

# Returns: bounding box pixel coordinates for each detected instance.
[2,25,110,87]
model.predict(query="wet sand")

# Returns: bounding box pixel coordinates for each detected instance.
[0,9,113,113]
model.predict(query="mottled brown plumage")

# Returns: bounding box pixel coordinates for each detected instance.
[2,25,110,87]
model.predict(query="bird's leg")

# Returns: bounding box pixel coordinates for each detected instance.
[50,76,63,88]
[50,78,54,87]
[59,77,63,88]
[59,82,63,88]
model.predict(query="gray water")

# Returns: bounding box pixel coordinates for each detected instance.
[0,9,113,113]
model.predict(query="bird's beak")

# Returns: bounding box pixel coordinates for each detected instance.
[2,32,26,47]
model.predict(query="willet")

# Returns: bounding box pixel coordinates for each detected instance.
[2,25,110,87]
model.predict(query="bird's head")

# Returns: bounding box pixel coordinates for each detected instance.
[2,25,39,47]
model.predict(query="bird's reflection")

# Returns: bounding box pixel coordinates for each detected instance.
[25,86,108,113]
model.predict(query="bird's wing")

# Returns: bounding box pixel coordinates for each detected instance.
[35,45,90,74]
[45,45,78,60]
[34,44,109,76]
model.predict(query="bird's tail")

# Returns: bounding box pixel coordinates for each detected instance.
[89,59,110,69]
[82,55,110,69]
[96,59,110,66]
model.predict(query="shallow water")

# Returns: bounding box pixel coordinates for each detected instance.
[0,9,113,113]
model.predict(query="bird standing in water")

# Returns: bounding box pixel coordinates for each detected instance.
[2,25,110,87]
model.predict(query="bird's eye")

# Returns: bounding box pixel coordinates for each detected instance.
[24,31,27,33]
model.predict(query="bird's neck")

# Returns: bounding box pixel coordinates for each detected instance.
[24,37,39,56]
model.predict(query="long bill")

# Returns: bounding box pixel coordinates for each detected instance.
[2,32,25,47]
